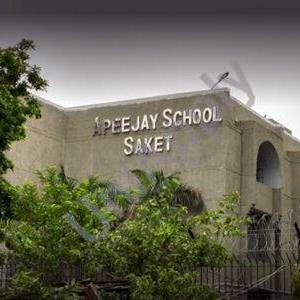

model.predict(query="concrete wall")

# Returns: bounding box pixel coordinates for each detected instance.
[5,89,300,217]
[64,89,237,207]
[4,88,300,257]
[5,101,65,185]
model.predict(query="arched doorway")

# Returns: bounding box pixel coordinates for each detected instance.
[256,141,281,188]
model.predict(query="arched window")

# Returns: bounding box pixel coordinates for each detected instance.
[256,141,281,188]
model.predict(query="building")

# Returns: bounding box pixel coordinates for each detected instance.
[5,88,300,254]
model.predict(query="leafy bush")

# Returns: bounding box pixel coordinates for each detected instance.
[0,167,245,299]
[0,166,124,277]
[0,39,48,219]
[1,271,52,300]
[292,265,300,299]
[92,184,245,299]
[1,271,80,300]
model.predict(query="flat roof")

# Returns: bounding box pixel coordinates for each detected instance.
[35,88,300,145]
[36,88,229,112]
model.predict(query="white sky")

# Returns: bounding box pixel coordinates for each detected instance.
[1,15,300,138]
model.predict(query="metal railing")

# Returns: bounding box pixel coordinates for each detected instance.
[198,251,297,299]
[0,251,297,298]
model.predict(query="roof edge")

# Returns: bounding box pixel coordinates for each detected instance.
[63,88,230,111]
[35,95,65,111]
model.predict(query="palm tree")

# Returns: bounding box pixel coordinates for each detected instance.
[57,165,126,202]
[57,165,79,191]
[57,166,132,219]
[131,169,204,212]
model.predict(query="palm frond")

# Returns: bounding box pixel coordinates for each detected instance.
[86,176,131,210]
[172,184,204,212]
[87,176,123,197]
[131,169,152,189]
[131,169,203,211]
[57,165,78,190]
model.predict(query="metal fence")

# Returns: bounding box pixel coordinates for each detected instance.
[198,251,297,299]
[0,252,297,299]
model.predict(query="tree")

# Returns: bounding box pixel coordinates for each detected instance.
[0,39,47,219]
[131,169,203,211]
[92,184,245,299]
[57,165,128,205]
[0,167,245,299]
[0,167,121,272]
[0,166,127,298]
[0,39,47,174]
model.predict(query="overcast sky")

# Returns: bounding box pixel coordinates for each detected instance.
[1,1,300,138]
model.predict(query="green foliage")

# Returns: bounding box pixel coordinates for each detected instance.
[190,191,246,238]
[0,166,122,277]
[1,271,53,300]
[92,181,245,299]
[56,165,130,207]
[0,39,47,175]
[0,271,80,300]
[292,265,300,299]
[0,39,47,219]
[0,178,15,219]
[128,270,217,300]
[0,40,246,300]
[131,169,203,211]
[0,167,245,299]
[53,281,81,300]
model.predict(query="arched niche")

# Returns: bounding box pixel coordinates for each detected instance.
[256,141,281,188]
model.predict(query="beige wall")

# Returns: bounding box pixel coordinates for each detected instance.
[5,89,300,217]
[64,89,238,208]
[5,101,65,185]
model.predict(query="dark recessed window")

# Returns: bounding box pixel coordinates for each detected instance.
[256,141,281,188]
